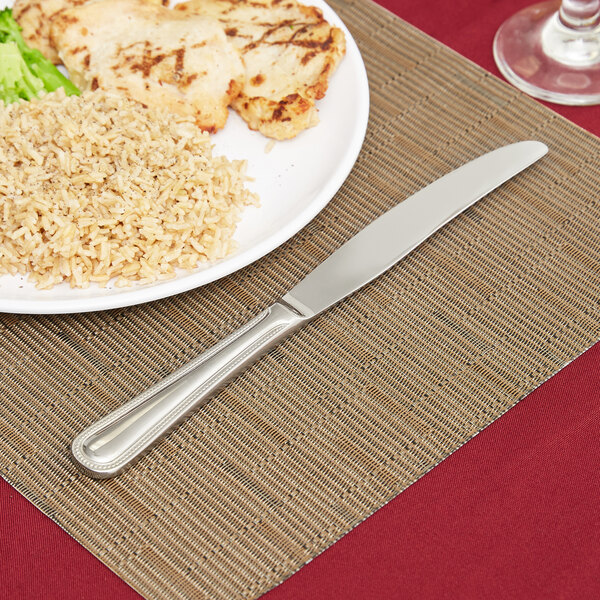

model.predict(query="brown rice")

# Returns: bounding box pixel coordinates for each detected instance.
[0,89,258,289]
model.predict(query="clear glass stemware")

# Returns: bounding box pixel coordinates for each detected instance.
[493,0,600,105]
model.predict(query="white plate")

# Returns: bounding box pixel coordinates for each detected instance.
[0,0,369,314]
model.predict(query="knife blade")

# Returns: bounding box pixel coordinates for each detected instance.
[71,141,548,478]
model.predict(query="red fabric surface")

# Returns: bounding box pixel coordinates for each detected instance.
[2,1,599,598]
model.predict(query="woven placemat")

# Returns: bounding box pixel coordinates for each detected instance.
[2,0,600,598]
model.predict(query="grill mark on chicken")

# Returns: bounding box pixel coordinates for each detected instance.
[120,45,187,82]
[272,94,300,121]
[174,47,186,78]
[59,14,78,24]
[16,3,32,16]
[300,50,316,65]
[128,48,168,77]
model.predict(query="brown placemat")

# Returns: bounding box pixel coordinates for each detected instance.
[2,0,600,598]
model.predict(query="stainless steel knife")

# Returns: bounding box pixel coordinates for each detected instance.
[71,141,548,479]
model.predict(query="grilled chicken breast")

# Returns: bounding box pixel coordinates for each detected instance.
[13,0,87,64]
[50,0,245,132]
[176,0,346,140]
[12,0,166,64]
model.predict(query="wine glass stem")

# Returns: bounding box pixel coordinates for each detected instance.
[559,0,600,29]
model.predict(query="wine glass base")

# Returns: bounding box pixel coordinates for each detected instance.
[494,0,600,105]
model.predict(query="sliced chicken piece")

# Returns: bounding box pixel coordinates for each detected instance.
[176,0,346,140]
[50,0,244,132]
[12,0,166,64]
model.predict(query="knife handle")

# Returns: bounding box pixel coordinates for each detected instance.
[70,299,310,479]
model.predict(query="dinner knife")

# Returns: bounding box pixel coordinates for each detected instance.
[71,141,548,479]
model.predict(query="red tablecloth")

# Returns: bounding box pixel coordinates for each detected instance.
[2,1,599,598]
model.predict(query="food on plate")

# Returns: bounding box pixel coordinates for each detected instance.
[0,0,349,292]
[50,0,245,132]
[12,0,167,65]
[0,8,79,104]
[12,0,345,138]
[176,0,346,140]
[0,89,258,289]
[13,0,91,65]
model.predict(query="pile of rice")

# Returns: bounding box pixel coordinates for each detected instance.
[0,89,258,289]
